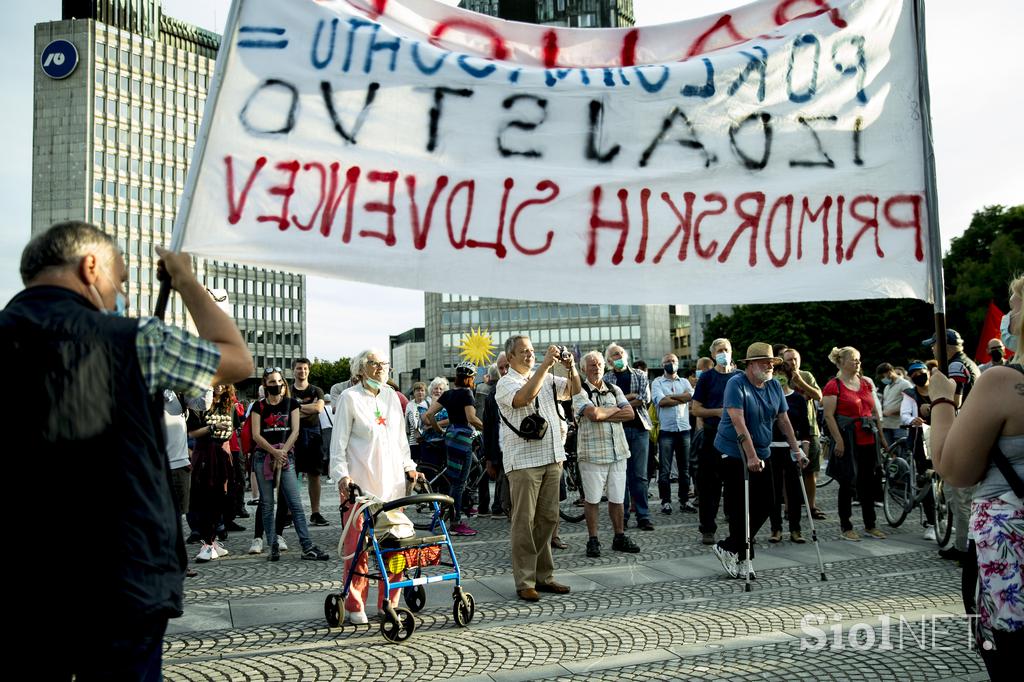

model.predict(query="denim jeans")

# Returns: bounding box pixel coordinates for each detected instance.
[657,430,693,505]
[447,446,473,523]
[622,426,651,522]
[254,452,313,551]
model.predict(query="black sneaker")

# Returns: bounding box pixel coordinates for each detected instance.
[302,546,330,561]
[309,513,330,527]
[268,543,280,562]
[637,519,655,532]
[235,508,251,519]
[246,498,260,506]
[612,534,640,553]
[225,521,246,532]
[186,531,201,545]
[586,537,601,558]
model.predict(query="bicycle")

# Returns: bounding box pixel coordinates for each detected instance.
[411,435,486,530]
[559,446,586,523]
[881,432,953,546]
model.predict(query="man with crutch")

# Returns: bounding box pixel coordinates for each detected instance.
[710,343,805,587]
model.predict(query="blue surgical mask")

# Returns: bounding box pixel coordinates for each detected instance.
[364,378,381,390]
[880,377,892,386]
[695,369,704,379]
[715,351,731,367]
[89,282,127,317]
[1001,313,1019,351]
[613,359,625,371]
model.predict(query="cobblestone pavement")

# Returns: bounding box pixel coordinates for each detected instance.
[165,479,988,681]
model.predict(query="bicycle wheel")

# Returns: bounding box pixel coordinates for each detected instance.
[559,457,586,523]
[933,477,953,547]
[882,458,911,527]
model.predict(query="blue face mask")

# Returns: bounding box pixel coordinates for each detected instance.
[880,377,892,386]
[715,351,731,367]
[89,281,127,317]
[613,359,625,371]
[1001,313,1019,352]
[695,369,704,379]
[364,378,381,390]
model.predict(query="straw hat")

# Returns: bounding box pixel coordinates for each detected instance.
[740,342,782,364]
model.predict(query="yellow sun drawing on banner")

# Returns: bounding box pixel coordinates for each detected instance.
[458,328,496,366]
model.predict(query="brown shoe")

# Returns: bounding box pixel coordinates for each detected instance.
[790,531,806,544]
[769,529,783,543]
[536,580,571,594]
[517,588,540,602]
[550,536,567,549]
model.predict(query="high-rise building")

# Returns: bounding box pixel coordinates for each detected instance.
[689,305,735,360]
[461,1,635,27]
[32,0,306,378]
[390,327,427,393]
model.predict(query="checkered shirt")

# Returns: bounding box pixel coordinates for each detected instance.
[572,380,631,465]
[136,317,221,399]
[495,368,570,473]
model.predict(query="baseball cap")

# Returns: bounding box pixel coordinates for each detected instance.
[922,329,963,347]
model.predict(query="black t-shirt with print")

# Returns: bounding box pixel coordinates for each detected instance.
[439,388,474,427]
[253,398,300,449]
[292,384,325,427]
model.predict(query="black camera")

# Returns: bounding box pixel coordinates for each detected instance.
[556,345,572,361]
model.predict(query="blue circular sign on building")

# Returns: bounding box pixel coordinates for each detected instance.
[40,39,79,79]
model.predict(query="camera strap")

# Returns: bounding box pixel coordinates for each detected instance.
[498,392,541,440]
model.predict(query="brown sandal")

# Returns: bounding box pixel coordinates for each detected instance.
[811,508,827,520]
[550,537,567,549]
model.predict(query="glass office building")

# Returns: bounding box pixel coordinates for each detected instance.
[32,0,306,376]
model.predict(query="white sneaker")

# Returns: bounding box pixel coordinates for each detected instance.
[277,535,288,552]
[195,543,215,563]
[213,540,229,558]
[346,610,368,625]
[737,559,757,580]
[923,525,937,541]
[712,544,739,578]
[248,537,264,554]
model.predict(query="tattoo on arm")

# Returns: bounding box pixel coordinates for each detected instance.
[1016,382,1024,397]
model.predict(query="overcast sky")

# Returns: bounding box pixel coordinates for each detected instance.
[2,1,1021,360]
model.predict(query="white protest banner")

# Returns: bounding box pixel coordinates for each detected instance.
[176,0,931,304]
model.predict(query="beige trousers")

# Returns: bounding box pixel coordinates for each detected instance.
[507,462,561,591]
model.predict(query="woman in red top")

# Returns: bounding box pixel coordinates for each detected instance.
[822,346,889,541]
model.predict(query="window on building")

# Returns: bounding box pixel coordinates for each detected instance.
[95,95,104,113]
[106,181,115,196]
[93,180,103,195]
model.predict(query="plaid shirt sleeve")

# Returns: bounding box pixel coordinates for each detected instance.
[135,317,221,399]
[634,370,651,406]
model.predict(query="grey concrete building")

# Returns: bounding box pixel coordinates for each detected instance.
[32,0,306,377]
[390,327,426,393]
[689,305,736,360]
[460,0,635,27]
[424,294,671,380]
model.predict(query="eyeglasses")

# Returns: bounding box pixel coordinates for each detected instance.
[366,360,390,369]
[263,367,283,376]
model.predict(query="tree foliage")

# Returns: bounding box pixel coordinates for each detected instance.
[943,205,1023,345]
[308,357,351,391]
[701,204,1021,379]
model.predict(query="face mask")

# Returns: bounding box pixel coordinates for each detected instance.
[89,265,128,317]
[695,369,704,379]
[364,378,382,390]
[880,377,892,386]
[613,359,625,371]
[265,384,283,396]
[991,349,1004,362]
[664,363,677,375]
[715,352,731,367]
[1001,313,1019,351]
[912,374,928,387]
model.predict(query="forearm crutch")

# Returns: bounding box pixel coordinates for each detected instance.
[796,451,827,581]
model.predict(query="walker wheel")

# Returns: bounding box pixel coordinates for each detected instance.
[323,593,342,628]
[404,584,427,612]
[452,593,475,627]
[380,607,415,643]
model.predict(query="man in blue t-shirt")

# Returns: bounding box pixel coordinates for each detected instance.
[710,343,806,582]
[691,337,739,544]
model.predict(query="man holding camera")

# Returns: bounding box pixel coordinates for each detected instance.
[495,335,581,601]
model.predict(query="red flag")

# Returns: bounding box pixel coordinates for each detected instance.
[975,301,1014,363]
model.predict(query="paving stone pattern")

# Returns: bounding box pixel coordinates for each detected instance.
[164,480,988,681]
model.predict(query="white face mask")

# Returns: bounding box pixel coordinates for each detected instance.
[715,351,731,367]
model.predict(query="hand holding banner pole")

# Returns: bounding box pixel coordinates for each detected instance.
[152,0,246,321]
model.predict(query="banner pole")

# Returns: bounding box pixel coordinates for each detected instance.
[912,0,948,371]
[154,0,246,320]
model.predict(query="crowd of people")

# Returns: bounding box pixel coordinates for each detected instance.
[7,219,1020,678]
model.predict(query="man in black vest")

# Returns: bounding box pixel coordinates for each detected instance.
[3,221,252,679]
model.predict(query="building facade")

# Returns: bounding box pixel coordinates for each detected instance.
[460,1,635,27]
[32,0,306,377]
[689,305,736,360]
[424,294,670,380]
[390,327,427,393]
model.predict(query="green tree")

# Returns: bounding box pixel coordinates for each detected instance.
[942,205,1023,348]
[703,298,934,381]
[308,357,351,391]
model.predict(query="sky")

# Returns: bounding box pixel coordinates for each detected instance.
[2,0,1021,360]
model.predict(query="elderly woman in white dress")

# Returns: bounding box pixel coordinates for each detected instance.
[331,349,421,625]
